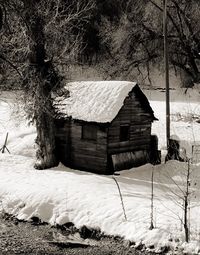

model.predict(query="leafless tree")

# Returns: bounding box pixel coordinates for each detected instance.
[99,0,200,87]
[159,159,197,242]
[0,0,95,169]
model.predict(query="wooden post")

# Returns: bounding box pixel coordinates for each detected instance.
[184,159,190,242]
[149,168,154,230]
[163,0,170,149]
[0,132,10,154]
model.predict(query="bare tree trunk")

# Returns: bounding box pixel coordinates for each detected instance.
[34,79,59,169]
[0,5,3,31]
[184,160,190,242]
[184,196,189,242]
[23,0,59,169]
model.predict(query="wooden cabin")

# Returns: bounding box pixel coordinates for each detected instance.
[53,81,158,174]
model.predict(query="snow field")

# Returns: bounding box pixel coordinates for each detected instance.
[0,89,200,253]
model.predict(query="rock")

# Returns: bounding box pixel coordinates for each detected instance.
[30,216,41,225]
[148,244,155,249]
[79,225,101,240]
[135,241,144,250]
[123,240,131,248]
[155,246,170,254]
[79,225,93,239]
[13,219,19,225]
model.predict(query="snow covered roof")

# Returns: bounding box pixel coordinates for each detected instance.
[53,81,155,123]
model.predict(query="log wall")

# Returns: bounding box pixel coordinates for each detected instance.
[55,119,71,165]
[108,92,152,155]
[55,119,108,174]
[70,123,108,174]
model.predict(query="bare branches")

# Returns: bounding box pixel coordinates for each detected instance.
[0,4,3,30]
[0,54,23,78]
[38,0,96,63]
[149,0,200,83]
[158,160,196,242]
[100,0,200,85]
[171,0,200,51]
[43,0,94,30]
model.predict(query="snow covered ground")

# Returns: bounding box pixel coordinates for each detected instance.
[0,89,200,253]
[146,88,200,158]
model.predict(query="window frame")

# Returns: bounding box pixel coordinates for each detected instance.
[120,124,130,142]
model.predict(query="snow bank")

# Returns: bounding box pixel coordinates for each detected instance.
[0,155,200,253]
[0,92,36,157]
[151,99,200,157]
[1,89,200,253]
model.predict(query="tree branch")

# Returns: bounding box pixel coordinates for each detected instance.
[0,54,23,77]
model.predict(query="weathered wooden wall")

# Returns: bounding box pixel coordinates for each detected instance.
[55,120,108,174]
[55,119,71,165]
[70,123,108,174]
[108,92,152,156]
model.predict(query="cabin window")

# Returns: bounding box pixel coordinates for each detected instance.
[120,124,130,142]
[82,125,97,140]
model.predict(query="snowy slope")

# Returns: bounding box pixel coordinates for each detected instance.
[0,154,200,253]
[0,92,36,157]
[1,89,200,253]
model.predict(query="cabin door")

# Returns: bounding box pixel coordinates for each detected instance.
[111,151,149,171]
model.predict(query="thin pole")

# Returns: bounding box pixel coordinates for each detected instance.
[163,0,170,148]
[0,132,10,154]
[112,176,127,221]
[149,168,154,230]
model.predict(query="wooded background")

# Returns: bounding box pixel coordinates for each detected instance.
[0,0,200,90]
